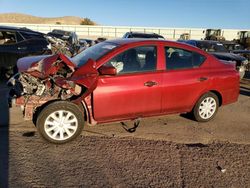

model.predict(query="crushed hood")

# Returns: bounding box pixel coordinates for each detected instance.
[15,53,99,100]
[17,55,51,72]
[17,54,76,79]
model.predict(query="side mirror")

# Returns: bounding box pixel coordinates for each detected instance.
[99,66,117,75]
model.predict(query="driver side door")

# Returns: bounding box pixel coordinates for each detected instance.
[93,45,163,122]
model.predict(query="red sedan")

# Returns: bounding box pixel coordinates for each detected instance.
[9,39,239,143]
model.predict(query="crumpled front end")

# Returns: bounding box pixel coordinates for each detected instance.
[8,54,98,120]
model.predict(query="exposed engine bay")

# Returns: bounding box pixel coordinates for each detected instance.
[8,54,98,120]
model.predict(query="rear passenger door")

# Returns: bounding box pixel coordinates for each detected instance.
[162,46,210,113]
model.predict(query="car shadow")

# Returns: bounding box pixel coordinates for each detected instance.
[0,79,10,187]
[240,86,250,96]
[180,113,194,121]
[22,131,36,137]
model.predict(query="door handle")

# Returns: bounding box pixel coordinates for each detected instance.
[144,81,157,87]
[198,77,208,82]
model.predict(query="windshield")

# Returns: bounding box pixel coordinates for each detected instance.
[197,42,228,53]
[71,42,119,67]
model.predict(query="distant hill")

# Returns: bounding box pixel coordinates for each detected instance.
[0,13,95,25]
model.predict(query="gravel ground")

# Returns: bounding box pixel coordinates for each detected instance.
[2,133,250,187]
[0,76,249,187]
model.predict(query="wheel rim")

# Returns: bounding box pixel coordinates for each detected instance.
[198,97,217,119]
[44,110,78,141]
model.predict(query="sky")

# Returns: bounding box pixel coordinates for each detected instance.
[0,0,250,29]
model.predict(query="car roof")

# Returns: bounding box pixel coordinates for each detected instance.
[126,32,164,38]
[0,25,28,31]
[106,38,165,45]
[0,25,44,34]
[51,29,75,35]
[107,38,196,45]
[103,39,207,54]
[185,40,222,44]
[128,31,161,35]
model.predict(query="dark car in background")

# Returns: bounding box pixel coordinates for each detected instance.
[47,29,78,44]
[178,40,249,78]
[79,38,95,47]
[0,26,51,79]
[221,40,250,64]
[123,32,165,39]
[221,41,244,51]
[47,29,80,56]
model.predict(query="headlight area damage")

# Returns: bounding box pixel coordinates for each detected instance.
[8,53,98,120]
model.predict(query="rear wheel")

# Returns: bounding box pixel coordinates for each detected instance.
[193,92,219,122]
[36,101,84,144]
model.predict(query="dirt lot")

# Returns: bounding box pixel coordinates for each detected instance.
[0,77,250,187]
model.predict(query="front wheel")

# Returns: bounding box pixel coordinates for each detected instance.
[193,92,219,122]
[36,101,85,144]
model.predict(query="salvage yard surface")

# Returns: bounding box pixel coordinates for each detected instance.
[0,77,250,187]
[6,133,250,187]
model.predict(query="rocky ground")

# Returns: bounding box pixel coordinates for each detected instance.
[5,133,250,187]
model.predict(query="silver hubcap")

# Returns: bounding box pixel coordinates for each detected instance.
[44,110,78,141]
[198,97,217,119]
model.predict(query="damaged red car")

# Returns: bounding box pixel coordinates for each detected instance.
[8,39,240,144]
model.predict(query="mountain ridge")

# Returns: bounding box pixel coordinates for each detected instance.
[0,13,95,25]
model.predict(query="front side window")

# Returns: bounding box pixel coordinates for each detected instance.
[165,47,206,70]
[104,46,157,74]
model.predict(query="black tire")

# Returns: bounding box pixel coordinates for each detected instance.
[36,101,85,144]
[193,92,219,122]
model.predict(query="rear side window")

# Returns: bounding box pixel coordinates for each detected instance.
[165,47,206,70]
